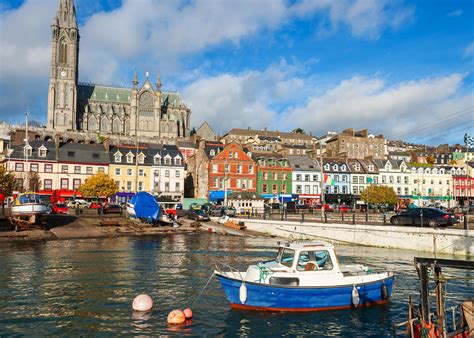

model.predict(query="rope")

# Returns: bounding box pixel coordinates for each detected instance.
[190,272,214,308]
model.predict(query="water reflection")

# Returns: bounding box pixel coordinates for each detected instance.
[0,233,472,336]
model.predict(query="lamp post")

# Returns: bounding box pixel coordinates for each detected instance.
[319,142,325,220]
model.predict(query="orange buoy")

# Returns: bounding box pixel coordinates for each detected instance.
[132,294,153,312]
[167,310,186,325]
[183,308,193,319]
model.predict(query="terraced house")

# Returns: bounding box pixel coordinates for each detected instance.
[322,159,351,204]
[255,153,292,202]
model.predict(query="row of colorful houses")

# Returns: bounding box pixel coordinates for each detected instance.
[3,140,185,202]
[187,141,474,207]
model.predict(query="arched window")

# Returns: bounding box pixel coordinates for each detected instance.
[59,38,68,63]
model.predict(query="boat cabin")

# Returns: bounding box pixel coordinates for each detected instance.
[274,241,338,272]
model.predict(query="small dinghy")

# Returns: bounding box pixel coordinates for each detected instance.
[215,241,394,312]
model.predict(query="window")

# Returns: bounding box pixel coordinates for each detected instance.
[389,176,394,183]
[126,181,132,191]
[139,169,144,176]
[236,179,241,188]
[175,170,180,178]
[296,174,302,181]
[397,176,401,184]
[24,146,32,157]
[334,175,339,182]
[138,181,144,191]
[45,164,53,173]
[374,177,378,184]
[209,149,215,156]
[165,170,170,177]
[225,164,230,173]
[397,187,401,195]
[213,178,218,188]
[272,184,278,192]
[175,158,181,165]
[229,152,233,158]
[44,179,52,190]
[353,186,358,194]
[86,167,93,174]
[248,179,253,189]
[237,165,242,174]
[165,182,170,192]
[98,167,104,173]
[30,163,38,172]
[263,172,268,180]
[212,164,218,173]
[353,176,358,183]
[342,175,347,182]
[304,185,310,194]
[313,175,318,182]
[73,179,81,190]
[68,151,75,157]
[342,186,347,194]
[115,168,121,176]
[405,187,409,195]
[249,165,254,174]
[296,250,333,271]
[115,181,120,188]
[334,186,339,194]
[127,169,132,176]
[305,174,310,181]
[154,156,161,165]
[273,173,278,180]
[175,182,180,191]
[60,178,68,189]
[164,157,171,165]
[127,154,134,163]
[114,154,122,163]
[404,176,409,184]
[359,176,364,184]
[39,148,47,157]
[282,184,287,193]
[138,154,145,164]
[61,165,68,173]
[263,184,268,193]
[74,166,81,174]
[382,176,386,183]
[92,153,99,159]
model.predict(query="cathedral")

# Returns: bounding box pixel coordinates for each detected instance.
[47,0,191,139]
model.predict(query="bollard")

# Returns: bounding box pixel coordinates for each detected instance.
[464,215,468,230]
[284,209,287,220]
[342,213,344,222]
[281,212,284,221]
[324,213,327,223]
[352,213,355,225]
[365,213,368,223]
[383,214,386,225]
[263,211,266,220]
[301,213,304,223]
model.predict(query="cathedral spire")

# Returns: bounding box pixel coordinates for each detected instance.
[57,0,77,29]
[132,70,138,88]
[156,71,161,92]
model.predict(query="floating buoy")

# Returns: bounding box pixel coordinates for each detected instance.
[183,308,193,319]
[239,283,247,304]
[132,294,153,312]
[167,310,186,325]
[351,285,360,307]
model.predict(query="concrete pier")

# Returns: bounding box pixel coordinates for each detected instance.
[236,218,474,256]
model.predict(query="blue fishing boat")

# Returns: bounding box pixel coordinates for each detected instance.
[215,241,394,312]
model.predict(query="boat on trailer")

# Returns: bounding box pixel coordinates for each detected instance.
[215,241,394,312]
[11,193,50,217]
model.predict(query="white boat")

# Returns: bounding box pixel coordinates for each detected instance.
[11,193,50,216]
[215,241,394,312]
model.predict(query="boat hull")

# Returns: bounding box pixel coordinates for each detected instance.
[216,274,394,312]
[11,204,49,216]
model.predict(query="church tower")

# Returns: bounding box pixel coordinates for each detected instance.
[47,0,79,132]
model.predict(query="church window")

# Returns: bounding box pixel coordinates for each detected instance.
[59,38,68,64]
[63,82,68,107]
[101,117,109,132]
[113,119,121,133]
[139,92,154,117]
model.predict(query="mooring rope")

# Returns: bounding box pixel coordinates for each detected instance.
[190,272,215,308]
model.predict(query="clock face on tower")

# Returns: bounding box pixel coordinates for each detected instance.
[61,70,67,77]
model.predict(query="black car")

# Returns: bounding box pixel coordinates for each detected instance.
[187,210,211,222]
[390,208,459,227]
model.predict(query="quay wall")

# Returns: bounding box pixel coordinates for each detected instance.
[236,218,474,256]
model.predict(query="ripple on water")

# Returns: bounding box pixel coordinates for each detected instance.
[0,233,472,336]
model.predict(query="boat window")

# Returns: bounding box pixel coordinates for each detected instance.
[297,251,314,271]
[278,248,295,267]
[315,250,333,270]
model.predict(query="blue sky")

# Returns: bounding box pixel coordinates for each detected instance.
[0,0,473,145]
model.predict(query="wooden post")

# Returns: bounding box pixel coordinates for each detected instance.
[434,266,445,336]
[419,263,430,323]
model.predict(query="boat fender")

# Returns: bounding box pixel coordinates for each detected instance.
[351,285,360,307]
[239,282,247,304]
[381,282,388,300]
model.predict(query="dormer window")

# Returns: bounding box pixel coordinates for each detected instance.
[23,145,32,157]
[333,164,338,171]
[126,152,134,164]
[114,151,123,163]
[154,155,161,165]
[164,155,171,165]
[175,157,182,165]
[210,149,215,156]
[341,165,346,171]
[137,153,145,164]
[324,164,330,171]
[38,145,47,158]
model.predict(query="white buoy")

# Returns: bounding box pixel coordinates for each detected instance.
[132,294,153,312]
[239,283,247,304]
[351,285,360,307]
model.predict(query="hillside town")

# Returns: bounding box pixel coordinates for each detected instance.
[1,121,473,211]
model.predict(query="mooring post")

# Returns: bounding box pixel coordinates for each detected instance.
[434,266,445,335]
[419,263,430,323]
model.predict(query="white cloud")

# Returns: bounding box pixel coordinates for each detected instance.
[281,73,471,142]
[463,42,474,59]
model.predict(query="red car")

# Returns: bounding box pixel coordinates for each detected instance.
[339,205,352,213]
[51,203,68,214]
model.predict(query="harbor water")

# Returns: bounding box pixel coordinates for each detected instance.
[0,233,472,336]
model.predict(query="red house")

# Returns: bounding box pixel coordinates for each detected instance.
[208,142,256,202]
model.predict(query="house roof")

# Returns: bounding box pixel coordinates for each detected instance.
[286,155,321,171]
[9,140,57,161]
[224,128,313,140]
[58,143,109,164]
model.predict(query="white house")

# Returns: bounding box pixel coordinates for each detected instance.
[149,145,185,202]
[287,155,322,205]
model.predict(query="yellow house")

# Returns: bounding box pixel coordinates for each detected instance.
[109,145,151,193]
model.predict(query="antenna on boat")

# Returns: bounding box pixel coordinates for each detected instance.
[25,109,30,191]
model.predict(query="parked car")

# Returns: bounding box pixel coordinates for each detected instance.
[222,206,236,217]
[390,208,459,227]
[51,203,68,214]
[104,204,122,214]
[67,199,90,208]
[89,202,101,209]
[338,205,352,213]
[187,210,211,222]
[189,203,202,211]
[209,205,224,217]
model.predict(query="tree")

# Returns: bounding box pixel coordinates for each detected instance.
[29,172,41,191]
[360,185,398,206]
[449,159,457,165]
[292,128,305,134]
[426,156,435,165]
[0,166,15,197]
[78,172,118,198]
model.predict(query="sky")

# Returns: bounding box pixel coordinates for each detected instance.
[0,0,473,146]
